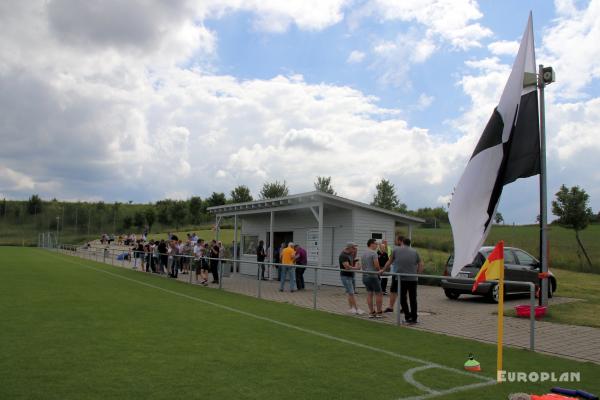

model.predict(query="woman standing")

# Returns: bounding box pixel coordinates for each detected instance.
[378,242,390,295]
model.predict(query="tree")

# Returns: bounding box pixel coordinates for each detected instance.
[314,176,336,195]
[260,181,289,199]
[494,212,504,224]
[552,185,593,268]
[123,215,133,230]
[112,202,121,231]
[206,192,227,208]
[411,207,449,227]
[144,207,156,232]
[188,196,203,224]
[156,200,172,225]
[170,200,188,230]
[371,179,406,211]
[230,185,253,203]
[27,194,43,215]
[133,211,145,229]
[0,198,5,217]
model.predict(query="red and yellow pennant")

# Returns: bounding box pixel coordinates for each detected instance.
[472,241,504,292]
[471,240,507,382]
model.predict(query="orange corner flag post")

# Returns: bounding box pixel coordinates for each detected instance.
[471,241,505,382]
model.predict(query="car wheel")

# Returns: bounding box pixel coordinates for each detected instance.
[444,289,460,300]
[488,284,504,304]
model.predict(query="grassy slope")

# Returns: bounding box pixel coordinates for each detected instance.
[399,224,600,274]
[1,247,599,399]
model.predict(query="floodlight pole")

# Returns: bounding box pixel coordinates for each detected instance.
[538,64,549,307]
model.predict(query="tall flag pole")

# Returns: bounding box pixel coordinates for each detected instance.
[538,63,550,307]
[471,241,505,382]
[449,14,540,277]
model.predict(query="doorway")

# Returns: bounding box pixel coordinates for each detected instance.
[266,231,294,261]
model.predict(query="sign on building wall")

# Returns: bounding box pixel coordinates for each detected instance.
[306,229,320,264]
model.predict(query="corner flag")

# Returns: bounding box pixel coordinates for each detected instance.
[472,241,504,292]
[449,14,540,277]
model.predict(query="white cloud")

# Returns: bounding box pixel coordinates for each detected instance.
[437,194,452,207]
[370,32,437,87]
[242,0,348,32]
[359,0,491,49]
[0,12,461,205]
[488,40,519,56]
[357,0,490,88]
[347,50,365,63]
[548,97,600,161]
[416,93,434,110]
[201,0,348,33]
[540,0,600,99]
[0,166,36,191]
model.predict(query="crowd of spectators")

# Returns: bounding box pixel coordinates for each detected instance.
[123,233,226,285]
[96,231,424,322]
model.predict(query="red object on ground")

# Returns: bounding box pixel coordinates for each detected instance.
[464,364,481,372]
[531,394,577,400]
[515,305,547,318]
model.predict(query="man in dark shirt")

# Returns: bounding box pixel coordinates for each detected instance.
[256,240,267,280]
[210,240,220,284]
[339,242,363,315]
[384,237,423,323]
[294,244,307,290]
[157,240,168,275]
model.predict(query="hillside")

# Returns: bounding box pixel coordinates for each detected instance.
[399,224,600,274]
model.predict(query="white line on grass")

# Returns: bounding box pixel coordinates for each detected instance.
[47,250,496,400]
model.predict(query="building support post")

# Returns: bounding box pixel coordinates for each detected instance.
[314,202,324,309]
[269,211,274,280]
[233,214,238,274]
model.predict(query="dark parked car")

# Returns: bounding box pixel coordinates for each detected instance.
[441,246,557,303]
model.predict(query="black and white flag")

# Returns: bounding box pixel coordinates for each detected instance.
[449,14,540,276]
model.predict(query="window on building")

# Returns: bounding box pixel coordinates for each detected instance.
[241,235,259,255]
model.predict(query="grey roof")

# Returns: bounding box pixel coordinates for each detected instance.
[206,191,424,225]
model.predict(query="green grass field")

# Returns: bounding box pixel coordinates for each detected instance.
[1,247,599,399]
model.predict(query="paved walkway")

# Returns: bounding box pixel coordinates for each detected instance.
[71,246,600,364]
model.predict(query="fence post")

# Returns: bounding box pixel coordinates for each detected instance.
[257,262,262,299]
[219,260,223,290]
[530,283,536,351]
[313,267,318,310]
[396,277,402,326]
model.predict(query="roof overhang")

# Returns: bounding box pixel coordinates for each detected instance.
[207,191,424,225]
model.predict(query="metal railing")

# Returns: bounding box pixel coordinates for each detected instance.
[47,243,538,351]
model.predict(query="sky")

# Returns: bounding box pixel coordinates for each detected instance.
[0,0,599,224]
